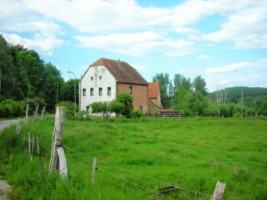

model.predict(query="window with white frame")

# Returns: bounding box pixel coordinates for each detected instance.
[129,85,133,94]
[90,88,94,96]
[107,87,111,96]
[99,87,103,96]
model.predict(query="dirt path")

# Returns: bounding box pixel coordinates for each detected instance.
[0,180,11,200]
[0,119,20,131]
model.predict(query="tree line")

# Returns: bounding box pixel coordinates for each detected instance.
[0,35,79,115]
[153,73,267,116]
[1,34,266,117]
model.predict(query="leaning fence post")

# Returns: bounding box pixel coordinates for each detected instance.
[41,107,45,120]
[210,181,226,200]
[33,104,39,121]
[57,147,68,180]
[36,136,40,157]
[25,104,29,124]
[92,157,97,185]
[49,107,66,175]
[15,118,21,135]
[32,135,35,155]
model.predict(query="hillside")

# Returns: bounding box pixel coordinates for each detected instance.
[209,86,267,103]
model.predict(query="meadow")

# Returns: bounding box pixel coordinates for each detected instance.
[0,116,266,200]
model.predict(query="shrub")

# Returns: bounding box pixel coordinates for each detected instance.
[0,99,24,117]
[56,101,76,116]
[130,110,144,118]
[116,93,133,118]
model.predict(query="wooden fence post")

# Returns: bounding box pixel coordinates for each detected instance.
[49,107,66,175]
[32,135,35,155]
[211,181,226,200]
[92,157,97,185]
[36,136,40,157]
[25,104,29,124]
[15,118,21,135]
[41,107,45,120]
[33,104,39,121]
[28,132,32,162]
[57,147,68,180]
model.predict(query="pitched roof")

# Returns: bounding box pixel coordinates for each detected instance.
[89,58,148,85]
[148,82,160,99]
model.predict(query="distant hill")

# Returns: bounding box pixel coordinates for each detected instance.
[209,87,267,103]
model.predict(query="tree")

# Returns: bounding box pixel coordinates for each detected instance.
[153,73,170,108]
[188,92,208,115]
[193,75,208,96]
[116,93,133,118]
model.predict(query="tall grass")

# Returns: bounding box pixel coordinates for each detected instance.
[0,117,267,199]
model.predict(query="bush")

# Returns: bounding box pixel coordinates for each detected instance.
[56,101,76,116]
[0,99,24,117]
[130,110,144,118]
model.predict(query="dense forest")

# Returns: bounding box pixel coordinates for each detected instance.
[0,34,267,117]
[0,34,78,115]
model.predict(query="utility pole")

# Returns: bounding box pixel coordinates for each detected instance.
[68,71,77,117]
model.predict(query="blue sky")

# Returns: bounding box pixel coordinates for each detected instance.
[1,0,266,92]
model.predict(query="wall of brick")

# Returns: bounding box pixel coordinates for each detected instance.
[117,83,148,113]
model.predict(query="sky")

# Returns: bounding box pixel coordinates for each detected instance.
[1,0,267,92]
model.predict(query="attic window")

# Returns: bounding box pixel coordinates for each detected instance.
[91,76,93,81]
[129,85,133,94]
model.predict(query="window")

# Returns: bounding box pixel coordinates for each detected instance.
[139,106,143,112]
[107,87,111,96]
[129,85,133,94]
[83,88,86,96]
[99,87,103,96]
[90,88,94,96]
[91,76,93,81]
[99,76,102,80]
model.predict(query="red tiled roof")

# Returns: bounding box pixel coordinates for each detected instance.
[148,82,159,99]
[160,109,178,113]
[90,58,147,85]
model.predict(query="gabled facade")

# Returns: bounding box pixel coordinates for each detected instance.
[79,58,149,113]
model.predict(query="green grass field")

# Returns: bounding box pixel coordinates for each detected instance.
[0,117,266,200]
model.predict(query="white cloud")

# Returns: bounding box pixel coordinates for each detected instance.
[2,33,64,55]
[202,3,267,49]
[75,31,195,57]
[205,59,267,91]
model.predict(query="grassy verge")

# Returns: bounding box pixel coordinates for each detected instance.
[0,117,266,199]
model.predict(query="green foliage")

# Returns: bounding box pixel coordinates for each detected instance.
[152,73,170,107]
[0,99,24,117]
[188,92,208,115]
[116,93,134,118]
[0,118,266,199]
[193,75,208,96]
[109,100,124,116]
[130,110,144,118]
[259,98,267,114]
[56,101,76,116]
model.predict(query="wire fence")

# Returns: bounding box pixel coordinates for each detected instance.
[11,116,227,200]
